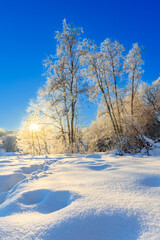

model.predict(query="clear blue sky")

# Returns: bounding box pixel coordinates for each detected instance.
[0,0,159,130]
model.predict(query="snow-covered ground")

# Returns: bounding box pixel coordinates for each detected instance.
[0,153,160,240]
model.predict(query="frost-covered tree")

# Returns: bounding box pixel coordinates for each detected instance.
[143,78,160,139]
[87,39,124,139]
[18,20,89,154]
[18,20,158,155]
[123,43,144,116]
[144,78,160,119]
[42,19,89,152]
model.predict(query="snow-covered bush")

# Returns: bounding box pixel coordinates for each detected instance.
[143,78,160,140]
[2,136,16,152]
[83,115,114,152]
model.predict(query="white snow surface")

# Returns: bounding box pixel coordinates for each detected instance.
[0,153,160,239]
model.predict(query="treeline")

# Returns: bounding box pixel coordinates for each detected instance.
[16,20,160,155]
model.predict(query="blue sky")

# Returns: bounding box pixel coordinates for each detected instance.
[0,0,159,130]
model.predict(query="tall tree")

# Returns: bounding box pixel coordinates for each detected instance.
[87,39,124,138]
[123,43,144,116]
[42,19,88,152]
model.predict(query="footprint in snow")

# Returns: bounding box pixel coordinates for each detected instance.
[85,154,102,159]
[19,189,79,214]
[0,189,79,217]
[87,164,110,171]
[141,175,160,187]
[20,164,44,174]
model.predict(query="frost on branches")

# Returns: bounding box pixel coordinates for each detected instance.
[17,20,160,155]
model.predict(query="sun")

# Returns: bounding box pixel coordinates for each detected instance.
[29,123,39,131]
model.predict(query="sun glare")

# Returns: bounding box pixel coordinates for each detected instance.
[29,123,39,131]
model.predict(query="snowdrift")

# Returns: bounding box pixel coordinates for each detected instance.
[0,153,160,239]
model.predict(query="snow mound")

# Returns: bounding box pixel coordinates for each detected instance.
[73,156,111,171]
[45,213,140,240]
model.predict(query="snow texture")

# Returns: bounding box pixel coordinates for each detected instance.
[0,153,160,239]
